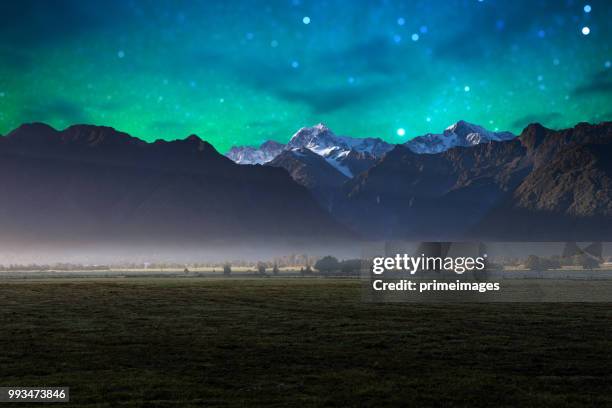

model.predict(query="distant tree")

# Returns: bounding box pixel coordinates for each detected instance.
[340,259,362,275]
[543,258,561,270]
[525,255,541,271]
[257,262,267,276]
[583,256,600,270]
[528,257,561,270]
[299,267,305,277]
[304,265,313,275]
[574,254,600,270]
[223,263,232,275]
[272,263,280,276]
[184,267,190,274]
[314,256,340,275]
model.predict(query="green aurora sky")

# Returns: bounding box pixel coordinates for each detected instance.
[0,0,610,152]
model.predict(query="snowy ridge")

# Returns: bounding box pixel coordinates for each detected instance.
[405,120,515,154]
[225,123,393,177]
[225,121,515,175]
[287,123,393,158]
[226,140,284,164]
[285,124,393,178]
[321,154,353,178]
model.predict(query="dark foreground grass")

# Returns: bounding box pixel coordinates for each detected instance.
[0,278,610,407]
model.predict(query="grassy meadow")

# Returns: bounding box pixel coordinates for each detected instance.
[0,278,610,407]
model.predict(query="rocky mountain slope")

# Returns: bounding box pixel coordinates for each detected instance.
[474,122,612,239]
[267,148,349,211]
[336,122,611,240]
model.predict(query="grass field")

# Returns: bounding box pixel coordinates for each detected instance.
[0,278,610,407]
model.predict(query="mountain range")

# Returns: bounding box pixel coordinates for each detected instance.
[228,123,396,177]
[226,121,516,172]
[0,120,610,244]
[405,120,516,153]
[334,121,611,240]
[228,120,611,240]
[0,123,353,246]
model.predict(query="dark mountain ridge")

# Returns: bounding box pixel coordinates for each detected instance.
[0,123,354,245]
[335,121,612,240]
[267,148,349,211]
[1,120,609,244]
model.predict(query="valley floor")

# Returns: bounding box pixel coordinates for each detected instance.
[0,278,610,407]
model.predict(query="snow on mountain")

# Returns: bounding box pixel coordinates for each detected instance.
[226,140,284,164]
[285,124,394,177]
[225,124,393,177]
[287,123,393,158]
[405,120,515,154]
[225,121,515,175]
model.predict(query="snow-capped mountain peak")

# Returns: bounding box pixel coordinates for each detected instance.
[405,121,515,154]
[444,120,514,142]
[226,124,394,177]
[225,121,515,176]
[288,123,393,158]
[445,120,481,134]
[225,140,284,164]
[285,124,394,177]
[287,123,341,152]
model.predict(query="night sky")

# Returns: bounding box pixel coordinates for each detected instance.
[0,0,610,152]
